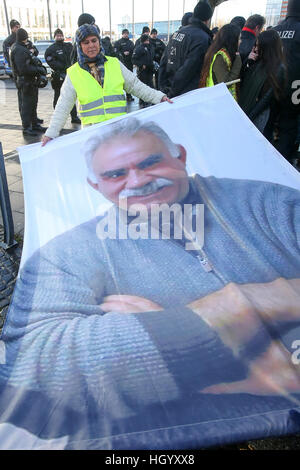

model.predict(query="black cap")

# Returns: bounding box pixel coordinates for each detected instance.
[142,26,150,33]
[230,16,246,30]
[10,19,20,29]
[151,28,158,34]
[181,12,193,26]
[16,28,28,42]
[54,28,64,37]
[77,13,95,27]
[122,29,129,34]
[193,1,213,22]
[287,0,300,18]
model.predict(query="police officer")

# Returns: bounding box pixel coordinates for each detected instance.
[3,19,20,66]
[132,33,154,108]
[45,29,80,124]
[274,0,300,163]
[158,1,213,98]
[149,28,166,89]
[114,29,135,101]
[10,28,47,136]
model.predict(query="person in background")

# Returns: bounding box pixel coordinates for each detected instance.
[42,25,171,146]
[230,16,246,31]
[132,33,155,108]
[149,28,166,89]
[101,36,115,57]
[274,0,300,164]
[199,24,242,101]
[3,19,20,66]
[71,13,96,64]
[239,14,266,64]
[134,26,151,49]
[114,28,135,101]
[10,28,47,136]
[45,29,81,125]
[158,1,213,98]
[180,12,193,28]
[239,29,286,135]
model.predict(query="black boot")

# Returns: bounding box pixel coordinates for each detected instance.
[32,125,47,132]
[23,128,38,136]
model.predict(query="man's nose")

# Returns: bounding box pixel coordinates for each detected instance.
[125,168,149,189]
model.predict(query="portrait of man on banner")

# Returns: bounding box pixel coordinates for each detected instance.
[0,86,300,450]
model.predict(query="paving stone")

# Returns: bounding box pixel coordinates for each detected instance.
[7,179,23,193]
[8,193,24,213]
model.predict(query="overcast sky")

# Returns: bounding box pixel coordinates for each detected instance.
[82,0,267,31]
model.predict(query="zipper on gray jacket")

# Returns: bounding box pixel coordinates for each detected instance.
[197,254,213,273]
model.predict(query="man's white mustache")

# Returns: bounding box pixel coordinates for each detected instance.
[119,178,174,199]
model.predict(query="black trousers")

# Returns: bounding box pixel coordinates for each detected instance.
[274,109,299,162]
[19,82,38,129]
[53,84,78,120]
[137,69,153,106]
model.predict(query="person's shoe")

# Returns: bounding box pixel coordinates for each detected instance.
[32,125,47,133]
[71,117,81,124]
[23,128,38,136]
[37,118,44,124]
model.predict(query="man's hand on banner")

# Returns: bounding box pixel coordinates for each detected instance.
[100,294,163,314]
[201,340,300,396]
[188,278,300,354]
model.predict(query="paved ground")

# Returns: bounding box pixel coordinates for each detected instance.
[1,76,300,450]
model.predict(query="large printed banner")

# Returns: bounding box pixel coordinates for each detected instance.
[0,84,300,449]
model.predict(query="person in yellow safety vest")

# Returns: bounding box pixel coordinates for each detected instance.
[42,24,172,146]
[199,24,242,101]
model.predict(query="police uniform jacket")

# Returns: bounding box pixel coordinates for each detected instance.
[274,16,300,112]
[158,18,212,98]
[10,41,45,82]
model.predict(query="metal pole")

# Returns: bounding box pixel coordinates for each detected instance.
[167,0,170,42]
[151,0,154,31]
[132,0,135,40]
[81,0,84,13]
[183,0,185,16]
[46,0,52,40]
[0,143,17,250]
[3,0,10,36]
[109,0,112,39]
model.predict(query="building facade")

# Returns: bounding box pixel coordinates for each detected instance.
[0,0,80,41]
[265,0,288,27]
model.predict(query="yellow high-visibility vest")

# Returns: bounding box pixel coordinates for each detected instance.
[206,49,238,101]
[67,57,127,126]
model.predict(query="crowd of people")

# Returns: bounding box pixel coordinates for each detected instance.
[2,0,300,165]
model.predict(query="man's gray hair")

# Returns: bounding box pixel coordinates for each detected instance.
[84,117,181,183]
